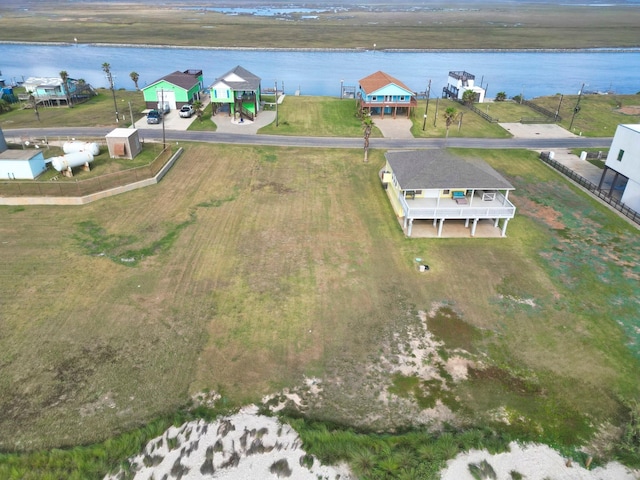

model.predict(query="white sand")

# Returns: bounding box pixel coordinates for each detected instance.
[440,441,639,480]
[104,405,352,479]
[105,409,640,480]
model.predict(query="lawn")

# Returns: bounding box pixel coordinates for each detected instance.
[0,144,639,478]
[0,89,146,129]
[259,96,382,137]
[532,93,640,137]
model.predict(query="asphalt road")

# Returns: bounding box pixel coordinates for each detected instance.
[3,127,614,150]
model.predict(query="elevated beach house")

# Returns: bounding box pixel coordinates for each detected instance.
[358,71,417,119]
[381,150,516,237]
[142,69,204,111]
[599,124,640,213]
[21,76,95,106]
[442,71,486,103]
[210,66,262,121]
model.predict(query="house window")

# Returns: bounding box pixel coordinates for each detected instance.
[442,189,450,195]
[399,96,405,101]
[617,149,624,161]
[371,96,377,101]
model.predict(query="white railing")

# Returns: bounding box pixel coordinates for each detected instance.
[399,193,516,220]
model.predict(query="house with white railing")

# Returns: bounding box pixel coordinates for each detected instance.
[381,150,515,237]
[599,124,640,213]
[442,71,485,103]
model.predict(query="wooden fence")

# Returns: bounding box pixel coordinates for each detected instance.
[539,151,640,226]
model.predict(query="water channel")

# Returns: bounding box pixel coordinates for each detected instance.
[1,43,639,99]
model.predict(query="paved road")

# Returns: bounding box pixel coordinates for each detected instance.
[3,127,613,150]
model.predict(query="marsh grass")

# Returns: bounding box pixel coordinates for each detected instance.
[2,3,640,49]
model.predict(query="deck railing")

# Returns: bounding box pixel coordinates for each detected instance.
[399,193,516,220]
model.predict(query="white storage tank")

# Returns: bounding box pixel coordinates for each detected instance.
[51,152,95,172]
[63,141,100,156]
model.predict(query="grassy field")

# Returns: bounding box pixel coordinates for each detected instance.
[1,2,640,49]
[0,89,146,130]
[1,142,639,478]
[2,88,639,139]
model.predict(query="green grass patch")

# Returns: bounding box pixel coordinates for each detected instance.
[259,96,382,137]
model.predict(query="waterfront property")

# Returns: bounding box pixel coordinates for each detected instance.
[599,124,640,213]
[442,71,486,103]
[382,150,515,237]
[142,69,204,111]
[210,65,262,120]
[358,71,417,119]
[19,76,95,106]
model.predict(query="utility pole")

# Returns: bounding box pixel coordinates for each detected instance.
[422,79,431,131]
[161,88,166,149]
[433,97,439,127]
[275,80,279,127]
[569,83,585,131]
[128,101,134,128]
[555,94,563,122]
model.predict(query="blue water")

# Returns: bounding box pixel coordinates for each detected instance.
[1,43,639,99]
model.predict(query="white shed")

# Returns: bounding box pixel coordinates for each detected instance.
[0,149,47,179]
[105,128,142,160]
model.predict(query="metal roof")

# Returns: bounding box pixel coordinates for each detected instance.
[385,150,514,190]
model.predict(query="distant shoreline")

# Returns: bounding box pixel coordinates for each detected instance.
[1,40,639,53]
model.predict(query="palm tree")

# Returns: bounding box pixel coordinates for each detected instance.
[59,70,73,107]
[192,100,204,122]
[362,116,373,163]
[495,91,507,102]
[462,89,476,106]
[443,106,460,140]
[129,71,140,90]
[102,62,119,122]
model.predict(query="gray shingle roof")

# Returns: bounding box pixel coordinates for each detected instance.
[152,71,200,91]
[214,65,261,91]
[385,150,514,190]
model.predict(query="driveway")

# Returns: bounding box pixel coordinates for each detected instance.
[373,117,414,139]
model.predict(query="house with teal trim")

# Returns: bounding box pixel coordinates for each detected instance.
[381,150,516,237]
[22,76,95,106]
[210,66,261,120]
[142,69,204,110]
[358,71,417,119]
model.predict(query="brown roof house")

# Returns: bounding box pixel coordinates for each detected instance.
[358,71,418,118]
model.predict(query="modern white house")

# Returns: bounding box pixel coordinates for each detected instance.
[381,150,515,237]
[442,71,486,103]
[598,124,640,213]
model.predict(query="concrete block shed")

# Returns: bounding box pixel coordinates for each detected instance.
[105,128,142,160]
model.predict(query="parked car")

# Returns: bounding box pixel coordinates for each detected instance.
[179,104,195,118]
[146,109,162,124]
[157,102,170,115]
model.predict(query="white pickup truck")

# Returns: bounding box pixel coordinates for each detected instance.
[179,105,195,118]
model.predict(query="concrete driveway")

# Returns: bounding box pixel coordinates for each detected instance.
[373,117,414,139]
